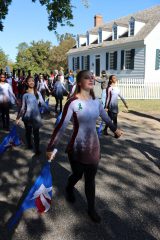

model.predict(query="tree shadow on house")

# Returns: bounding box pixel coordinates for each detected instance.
[129,110,160,122]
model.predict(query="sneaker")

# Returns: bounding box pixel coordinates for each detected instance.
[103,130,109,136]
[65,186,76,203]
[88,209,101,223]
[34,150,41,155]
[27,145,33,150]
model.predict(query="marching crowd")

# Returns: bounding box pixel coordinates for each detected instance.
[0,68,128,223]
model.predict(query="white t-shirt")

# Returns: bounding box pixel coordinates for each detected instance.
[0,82,16,104]
[6,77,13,87]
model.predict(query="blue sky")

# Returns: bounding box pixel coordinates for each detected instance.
[0,0,159,61]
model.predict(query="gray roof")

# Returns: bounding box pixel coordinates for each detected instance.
[68,5,160,55]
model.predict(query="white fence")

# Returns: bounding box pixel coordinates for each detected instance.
[94,78,160,99]
[117,78,160,99]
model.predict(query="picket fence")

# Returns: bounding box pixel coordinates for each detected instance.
[94,78,160,99]
[117,78,160,99]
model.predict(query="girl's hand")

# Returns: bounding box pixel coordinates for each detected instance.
[114,129,123,138]
[16,119,20,125]
[46,149,58,162]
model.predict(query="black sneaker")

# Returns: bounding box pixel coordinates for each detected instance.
[35,150,41,155]
[65,186,76,203]
[88,210,101,223]
[27,145,33,150]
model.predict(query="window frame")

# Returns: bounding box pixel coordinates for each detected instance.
[129,18,135,36]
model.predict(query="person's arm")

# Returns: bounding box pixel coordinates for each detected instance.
[38,92,49,111]
[105,87,111,109]
[70,84,76,97]
[8,84,18,105]
[118,92,128,108]
[99,101,122,137]
[95,77,103,83]
[16,95,26,123]
[44,81,51,92]
[37,81,40,90]
[46,99,74,156]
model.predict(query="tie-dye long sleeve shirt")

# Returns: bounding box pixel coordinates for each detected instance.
[47,96,117,164]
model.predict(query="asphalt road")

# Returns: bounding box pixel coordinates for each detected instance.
[0,107,160,240]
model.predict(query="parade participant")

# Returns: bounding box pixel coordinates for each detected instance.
[53,74,69,113]
[0,74,18,131]
[16,76,49,155]
[68,70,75,93]
[37,74,50,100]
[6,74,13,88]
[95,70,109,107]
[103,75,128,136]
[46,70,122,223]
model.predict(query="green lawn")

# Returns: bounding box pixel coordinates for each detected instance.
[119,100,160,113]
[50,96,160,113]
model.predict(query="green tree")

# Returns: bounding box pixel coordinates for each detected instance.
[16,40,52,75]
[49,35,76,70]
[0,0,88,31]
[56,32,75,43]
[0,48,8,70]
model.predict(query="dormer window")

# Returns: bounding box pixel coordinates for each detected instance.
[99,30,102,43]
[129,17,135,36]
[113,24,117,40]
[87,32,89,45]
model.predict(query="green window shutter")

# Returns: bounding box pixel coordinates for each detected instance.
[114,51,117,70]
[77,57,80,70]
[121,50,124,70]
[72,57,75,71]
[130,49,135,70]
[81,56,84,70]
[106,52,109,70]
[155,49,160,70]
[87,55,90,70]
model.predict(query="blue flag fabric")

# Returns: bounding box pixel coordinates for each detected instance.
[8,162,53,231]
[97,121,103,137]
[39,98,49,114]
[55,112,62,127]
[0,126,21,154]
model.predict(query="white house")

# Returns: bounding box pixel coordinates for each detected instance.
[67,5,160,82]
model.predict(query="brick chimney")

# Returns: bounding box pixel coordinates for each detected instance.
[94,15,103,27]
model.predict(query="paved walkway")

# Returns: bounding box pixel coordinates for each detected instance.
[0,108,160,240]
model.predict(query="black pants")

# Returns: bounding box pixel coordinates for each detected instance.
[55,97,62,113]
[0,103,10,129]
[104,111,118,132]
[40,89,46,101]
[67,154,98,211]
[24,122,40,152]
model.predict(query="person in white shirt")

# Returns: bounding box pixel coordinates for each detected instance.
[37,74,50,100]
[6,74,13,88]
[0,74,18,131]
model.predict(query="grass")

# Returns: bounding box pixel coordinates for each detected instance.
[49,96,160,113]
[119,99,160,113]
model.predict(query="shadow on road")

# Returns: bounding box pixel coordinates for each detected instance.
[0,109,160,240]
[129,110,160,122]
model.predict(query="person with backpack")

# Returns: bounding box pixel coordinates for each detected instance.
[95,70,109,108]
